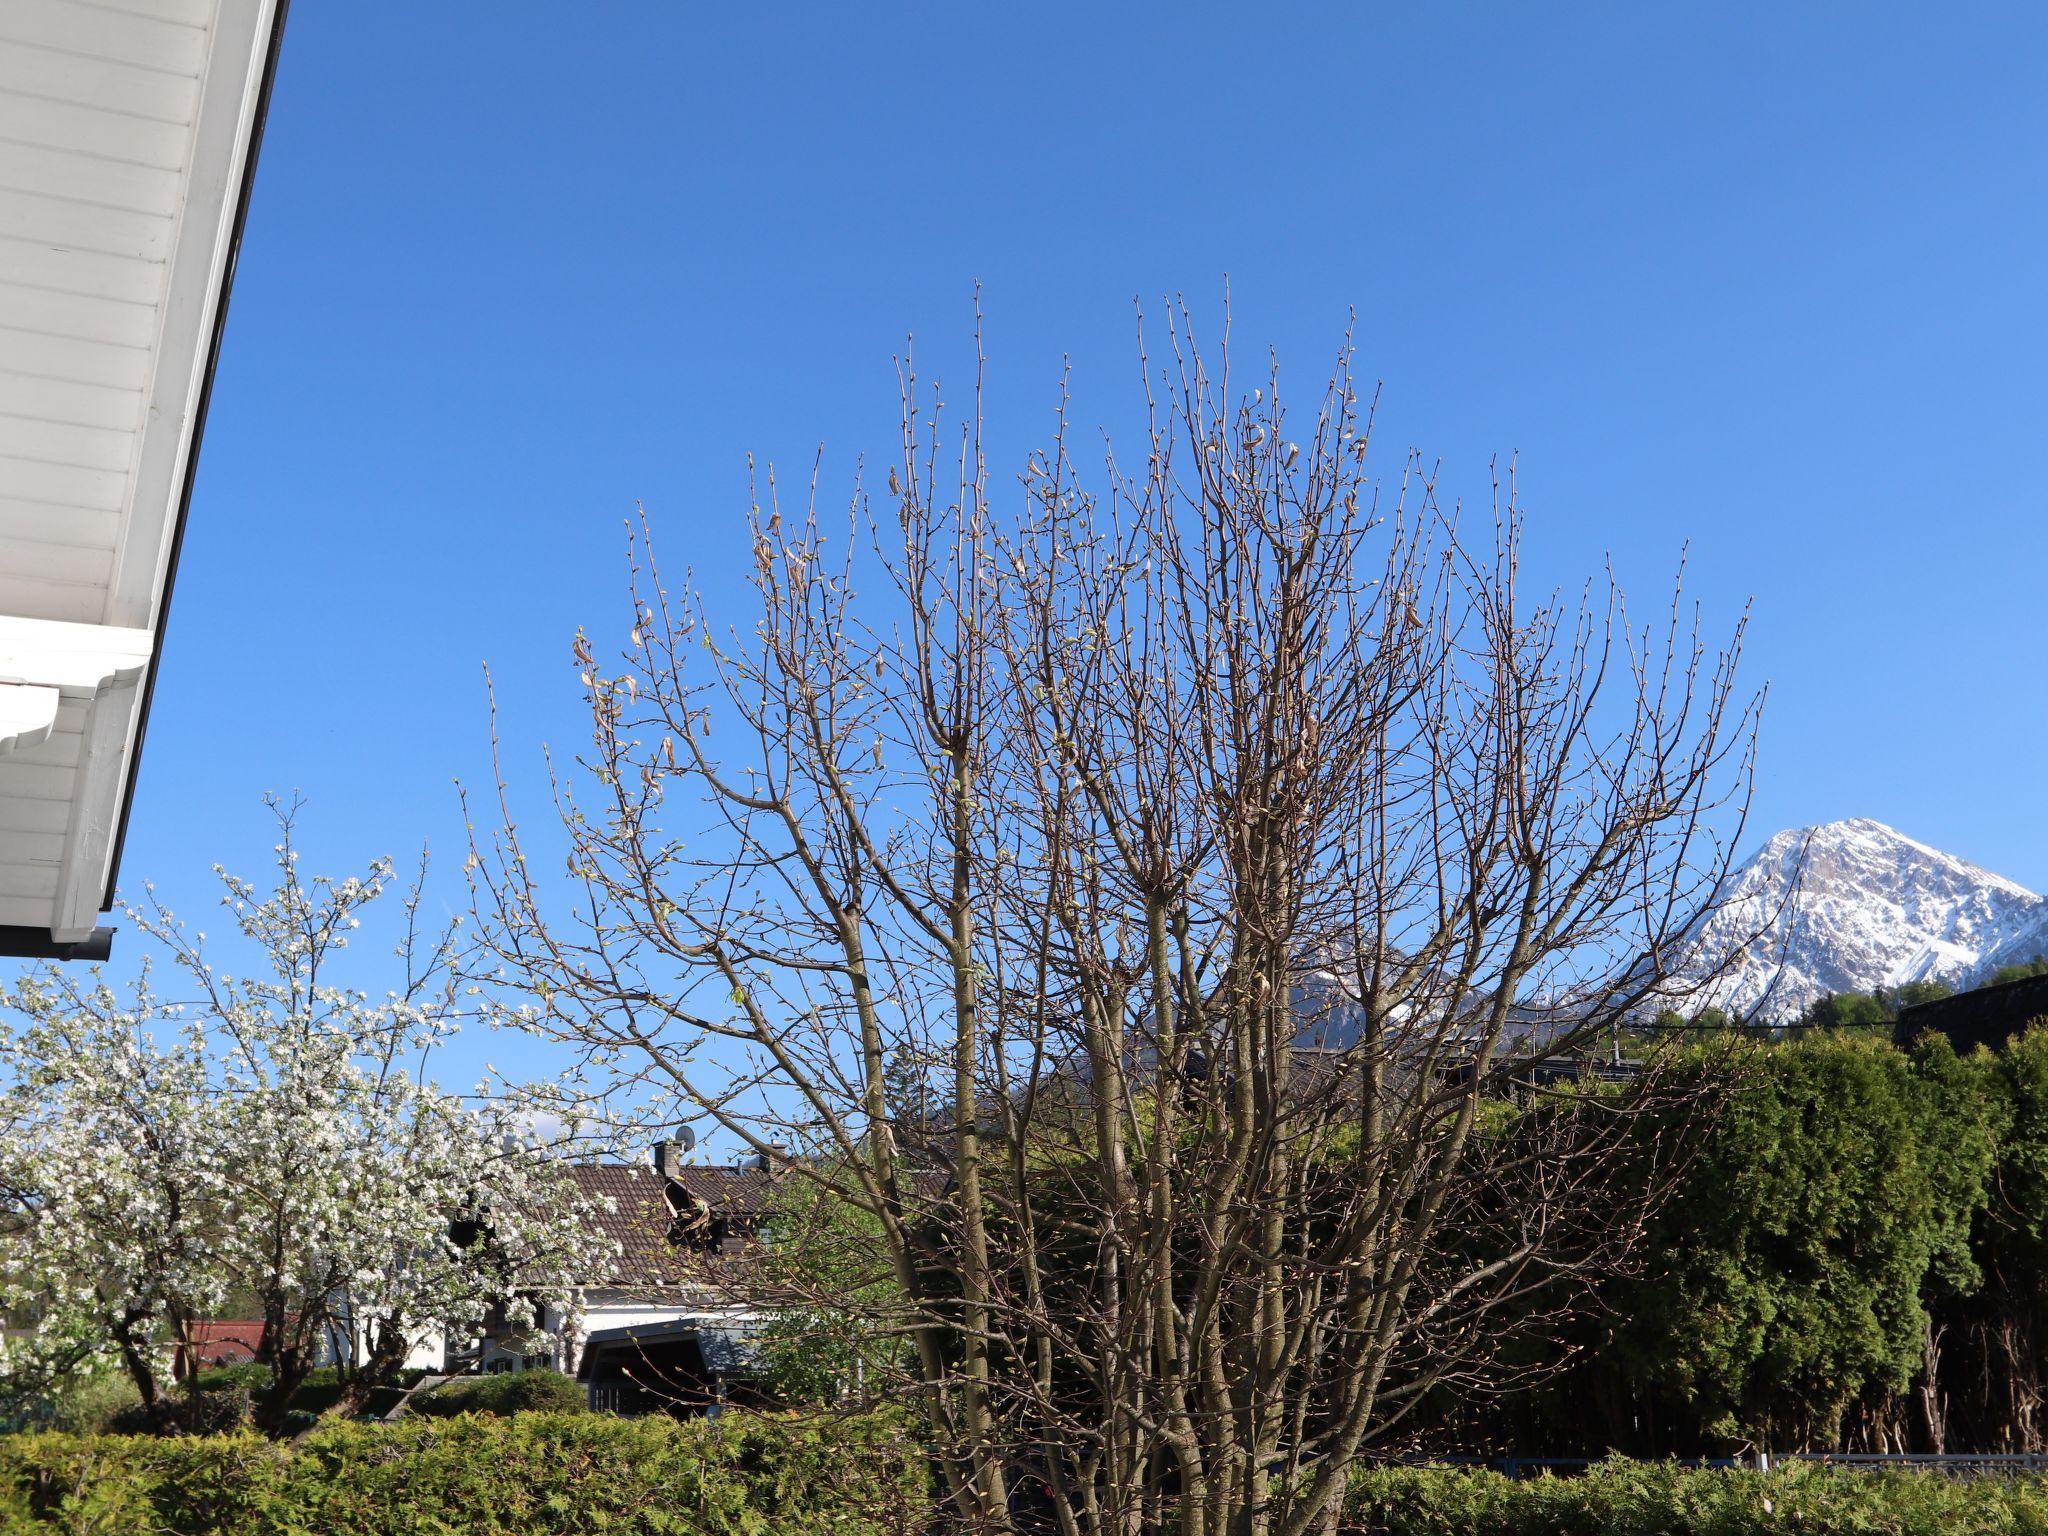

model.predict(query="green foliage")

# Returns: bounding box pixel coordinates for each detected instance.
[75,1364,435,1437]
[190,1363,270,1395]
[410,1368,588,1418]
[1343,1459,2048,1535]
[1792,981,1951,1034]
[1610,1032,2004,1446]
[751,1176,909,1407]
[1990,956,2048,988]
[1983,1028,2048,1305]
[1888,980,1955,1011]
[107,1383,253,1437]
[1909,1035,2010,1299]
[38,1372,140,1435]
[1650,1005,1737,1033]
[1793,990,1896,1031]
[0,1408,926,1534]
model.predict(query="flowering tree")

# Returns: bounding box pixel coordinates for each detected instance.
[0,1000,226,1427]
[0,805,606,1433]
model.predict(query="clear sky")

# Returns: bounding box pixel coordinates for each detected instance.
[112,3,2048,1082]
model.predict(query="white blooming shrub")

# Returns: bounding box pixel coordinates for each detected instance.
[0,805,610,1432]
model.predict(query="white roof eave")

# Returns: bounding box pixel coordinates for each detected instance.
[0,0,288,950]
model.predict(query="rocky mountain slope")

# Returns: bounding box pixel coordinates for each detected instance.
[1673,818,2047,1020]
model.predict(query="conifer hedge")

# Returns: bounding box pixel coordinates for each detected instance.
[0,1409,926,1535]
[7,1417,2045,1535]
[1342,1460,2048,1535]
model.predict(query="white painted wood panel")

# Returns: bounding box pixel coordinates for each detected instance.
[0,856,60,899]
[0,454,125,512]
[0,0,207,78]
[0,93,191,171]
[0,540,113,585]
[0,497,124,551]
[0,613,151,686]
[5,727,84,769]
[0,761,81,802]
[0,580,102,622]
[0,141,185,220]
[0,327,153,392]
[108,0,278,633]
[91,3,215,29]
[0,794,74,836]
[0,280,160,349]
[0,0,285,941]
[0,823,69,863]
[0,186,173,261]
[0,42,201,126]
[0,892,59,926]
[0,370,143,434]
[0,420,137,485]
[0,684,60,754]
[0,413,136,475]
[52,671,140,935]
[0,237,167,310]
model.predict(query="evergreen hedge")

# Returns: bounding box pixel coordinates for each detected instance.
[0,1409,926,1535]
[1343,1460,2048,1535]
[8,1423,2043,1536]
[1453,1026,2048,1455]
[409,1368,588,1418]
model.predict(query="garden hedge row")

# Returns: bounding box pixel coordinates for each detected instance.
[0,1409,926,1535]
[10,1422,2042,1535]
[1343,1459,2048,1535]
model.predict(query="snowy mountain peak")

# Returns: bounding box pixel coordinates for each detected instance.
[1673,819,2044,1020]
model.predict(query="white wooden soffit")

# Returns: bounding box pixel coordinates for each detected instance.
[0,617,153,754]
[0,0,287,949]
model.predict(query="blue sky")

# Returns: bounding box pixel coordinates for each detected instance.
[112,3,2048,1079]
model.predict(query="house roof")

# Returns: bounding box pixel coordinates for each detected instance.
[178,1319,263,1368]
[191,1319,264,1345]
[0,0,288,953]
[564,1163,780,1289]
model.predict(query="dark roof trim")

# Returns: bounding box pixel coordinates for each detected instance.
[1895,971,2048,1052]
[582,1317,709,1348]
[574,1317,757,1380]
[101,0,294,919]
[0,925,113,962]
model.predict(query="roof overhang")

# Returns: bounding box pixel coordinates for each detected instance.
[0,0,289,955]
[574,1314,766,1382]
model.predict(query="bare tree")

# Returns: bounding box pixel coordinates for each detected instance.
[465,305,1760,1536]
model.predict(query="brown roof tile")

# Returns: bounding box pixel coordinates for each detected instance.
[564,1163,779,1288]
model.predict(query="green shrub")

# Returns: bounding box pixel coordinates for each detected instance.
[107,1384,253,1438]
[1341,1459,2048,1535]
[9,1362,445,1441]
[189,1363,269,1396]
[0,1408,925,1533]
[409,1368,588,1418]
[40,1374,142,1436]
[277,1363,428,1418]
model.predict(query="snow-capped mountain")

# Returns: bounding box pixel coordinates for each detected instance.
[1672,818,2047,1020]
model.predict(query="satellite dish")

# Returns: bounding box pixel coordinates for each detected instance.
[674,1124,697,1154]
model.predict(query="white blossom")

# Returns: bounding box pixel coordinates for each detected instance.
[0,820,611,1425]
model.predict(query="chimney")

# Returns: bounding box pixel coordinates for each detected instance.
[653,1139,684,1180]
